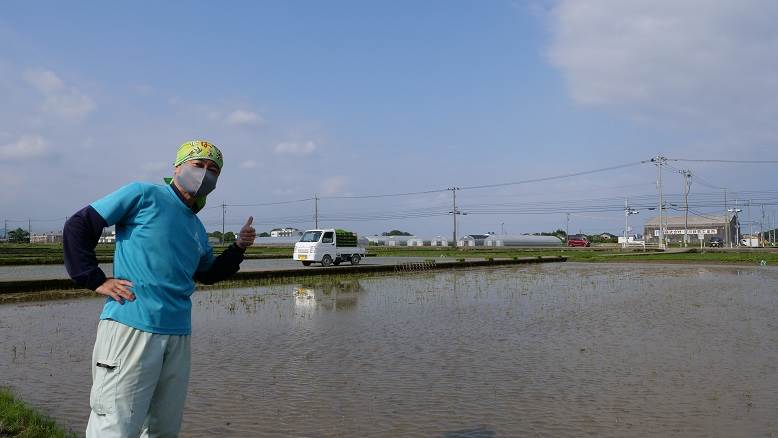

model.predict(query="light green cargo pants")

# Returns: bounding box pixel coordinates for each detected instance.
[86,319,191,438]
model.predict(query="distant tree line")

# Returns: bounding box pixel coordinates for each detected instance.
[534,229,618,243]
[208,231,236,243]
[536,229,567,239]
[5,228,30,243]
[382,229,412,236]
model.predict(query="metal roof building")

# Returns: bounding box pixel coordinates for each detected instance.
[252,236,301,246]
[644,214,739,245]
[365,235,415,246]
[484,235,563,247]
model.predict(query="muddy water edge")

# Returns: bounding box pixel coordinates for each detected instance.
[1,262,777,437]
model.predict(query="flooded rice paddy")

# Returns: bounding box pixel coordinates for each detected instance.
[1,262,778,437]
[0,257,431,281]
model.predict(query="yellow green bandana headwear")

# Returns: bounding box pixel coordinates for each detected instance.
[165,140,223,213]
[174,140,224,169]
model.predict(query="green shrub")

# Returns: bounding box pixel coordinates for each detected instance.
[0,388,76,437]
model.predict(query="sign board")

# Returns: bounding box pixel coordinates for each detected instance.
[653,228,718,236]
[665,228,717,235]
[697,233,704,240]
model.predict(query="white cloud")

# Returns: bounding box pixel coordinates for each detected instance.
[547,0,778,141]
[23,69,96,121]
[274,141,317,156]
[226,109,263,126]
[23,70,64,93]
[239,159,258,169]
[320,176,348,195]
[0,135,48,160]
[41,91,96,120]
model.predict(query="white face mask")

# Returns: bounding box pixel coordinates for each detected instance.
[174,165,218,198]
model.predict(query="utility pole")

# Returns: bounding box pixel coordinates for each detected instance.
[735,199,740,247]
[679,170,692,247]
[723,188,728,248]
[624,199,639,249]
[761,204,765,247]
[748,200,753,243]
[733,200,741,247]
[625,199,629,248]
[221,203,226,244]
[651,155,667,249]
[314,195,319,229]
[448,187,462,246]
[28,218,31,242]
[566,213,570,244]
[3,219,6,241]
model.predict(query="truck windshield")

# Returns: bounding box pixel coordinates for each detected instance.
[300,231,322,242]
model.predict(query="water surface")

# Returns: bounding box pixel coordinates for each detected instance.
[1,263,777,437]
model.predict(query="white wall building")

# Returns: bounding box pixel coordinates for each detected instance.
[98,231,116,244]
[30,232,64,244]
[484,235,563,247]
[270,227,302,237]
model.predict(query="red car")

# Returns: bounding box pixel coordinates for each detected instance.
[567,235,590,247]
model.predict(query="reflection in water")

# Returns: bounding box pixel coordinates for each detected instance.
[1,263,778,437]
[294,279,363,311]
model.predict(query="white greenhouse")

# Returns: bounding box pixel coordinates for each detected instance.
[484,235,563,247]
[430,236,450,247]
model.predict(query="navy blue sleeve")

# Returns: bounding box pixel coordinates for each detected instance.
[194,243,245,285]
[63,205,109,291]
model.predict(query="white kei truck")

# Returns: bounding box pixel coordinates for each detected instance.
[293,229,366,267]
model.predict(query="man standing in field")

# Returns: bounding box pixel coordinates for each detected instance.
[63,140,256,437]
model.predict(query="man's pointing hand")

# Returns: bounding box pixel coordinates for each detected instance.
[236,216,256,249]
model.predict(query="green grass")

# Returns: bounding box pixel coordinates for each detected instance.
[0,243,294,265]
[370,246,778,265]
[0,388,75,437]
[0,243,114,265]
[2,243,777,267]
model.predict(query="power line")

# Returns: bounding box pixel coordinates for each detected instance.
[668,158,778,164]
[459,160,650,191]
[319,188,448,200]
[226,197,316,207]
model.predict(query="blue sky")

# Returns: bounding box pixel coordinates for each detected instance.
[1,0,777,237]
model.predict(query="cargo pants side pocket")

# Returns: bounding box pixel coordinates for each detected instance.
[90,358,121,415]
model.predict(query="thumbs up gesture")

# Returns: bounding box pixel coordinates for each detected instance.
[236,216,256,249]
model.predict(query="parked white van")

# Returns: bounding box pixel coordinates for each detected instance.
[293,229,366,267]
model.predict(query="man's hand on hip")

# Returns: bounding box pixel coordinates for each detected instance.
[96,278,135,304]
[236,216,256,249]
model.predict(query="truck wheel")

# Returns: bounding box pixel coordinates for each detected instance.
[333,258,341,266]
[350,254,361,265]
[301,261,311,266]
[321,255,333,267]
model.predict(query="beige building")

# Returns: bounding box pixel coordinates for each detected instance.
[270,227,301,237]
[30,232,64,244]
[644,214,739,245]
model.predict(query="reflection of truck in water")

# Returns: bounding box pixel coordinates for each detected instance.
[293,229,366,267]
